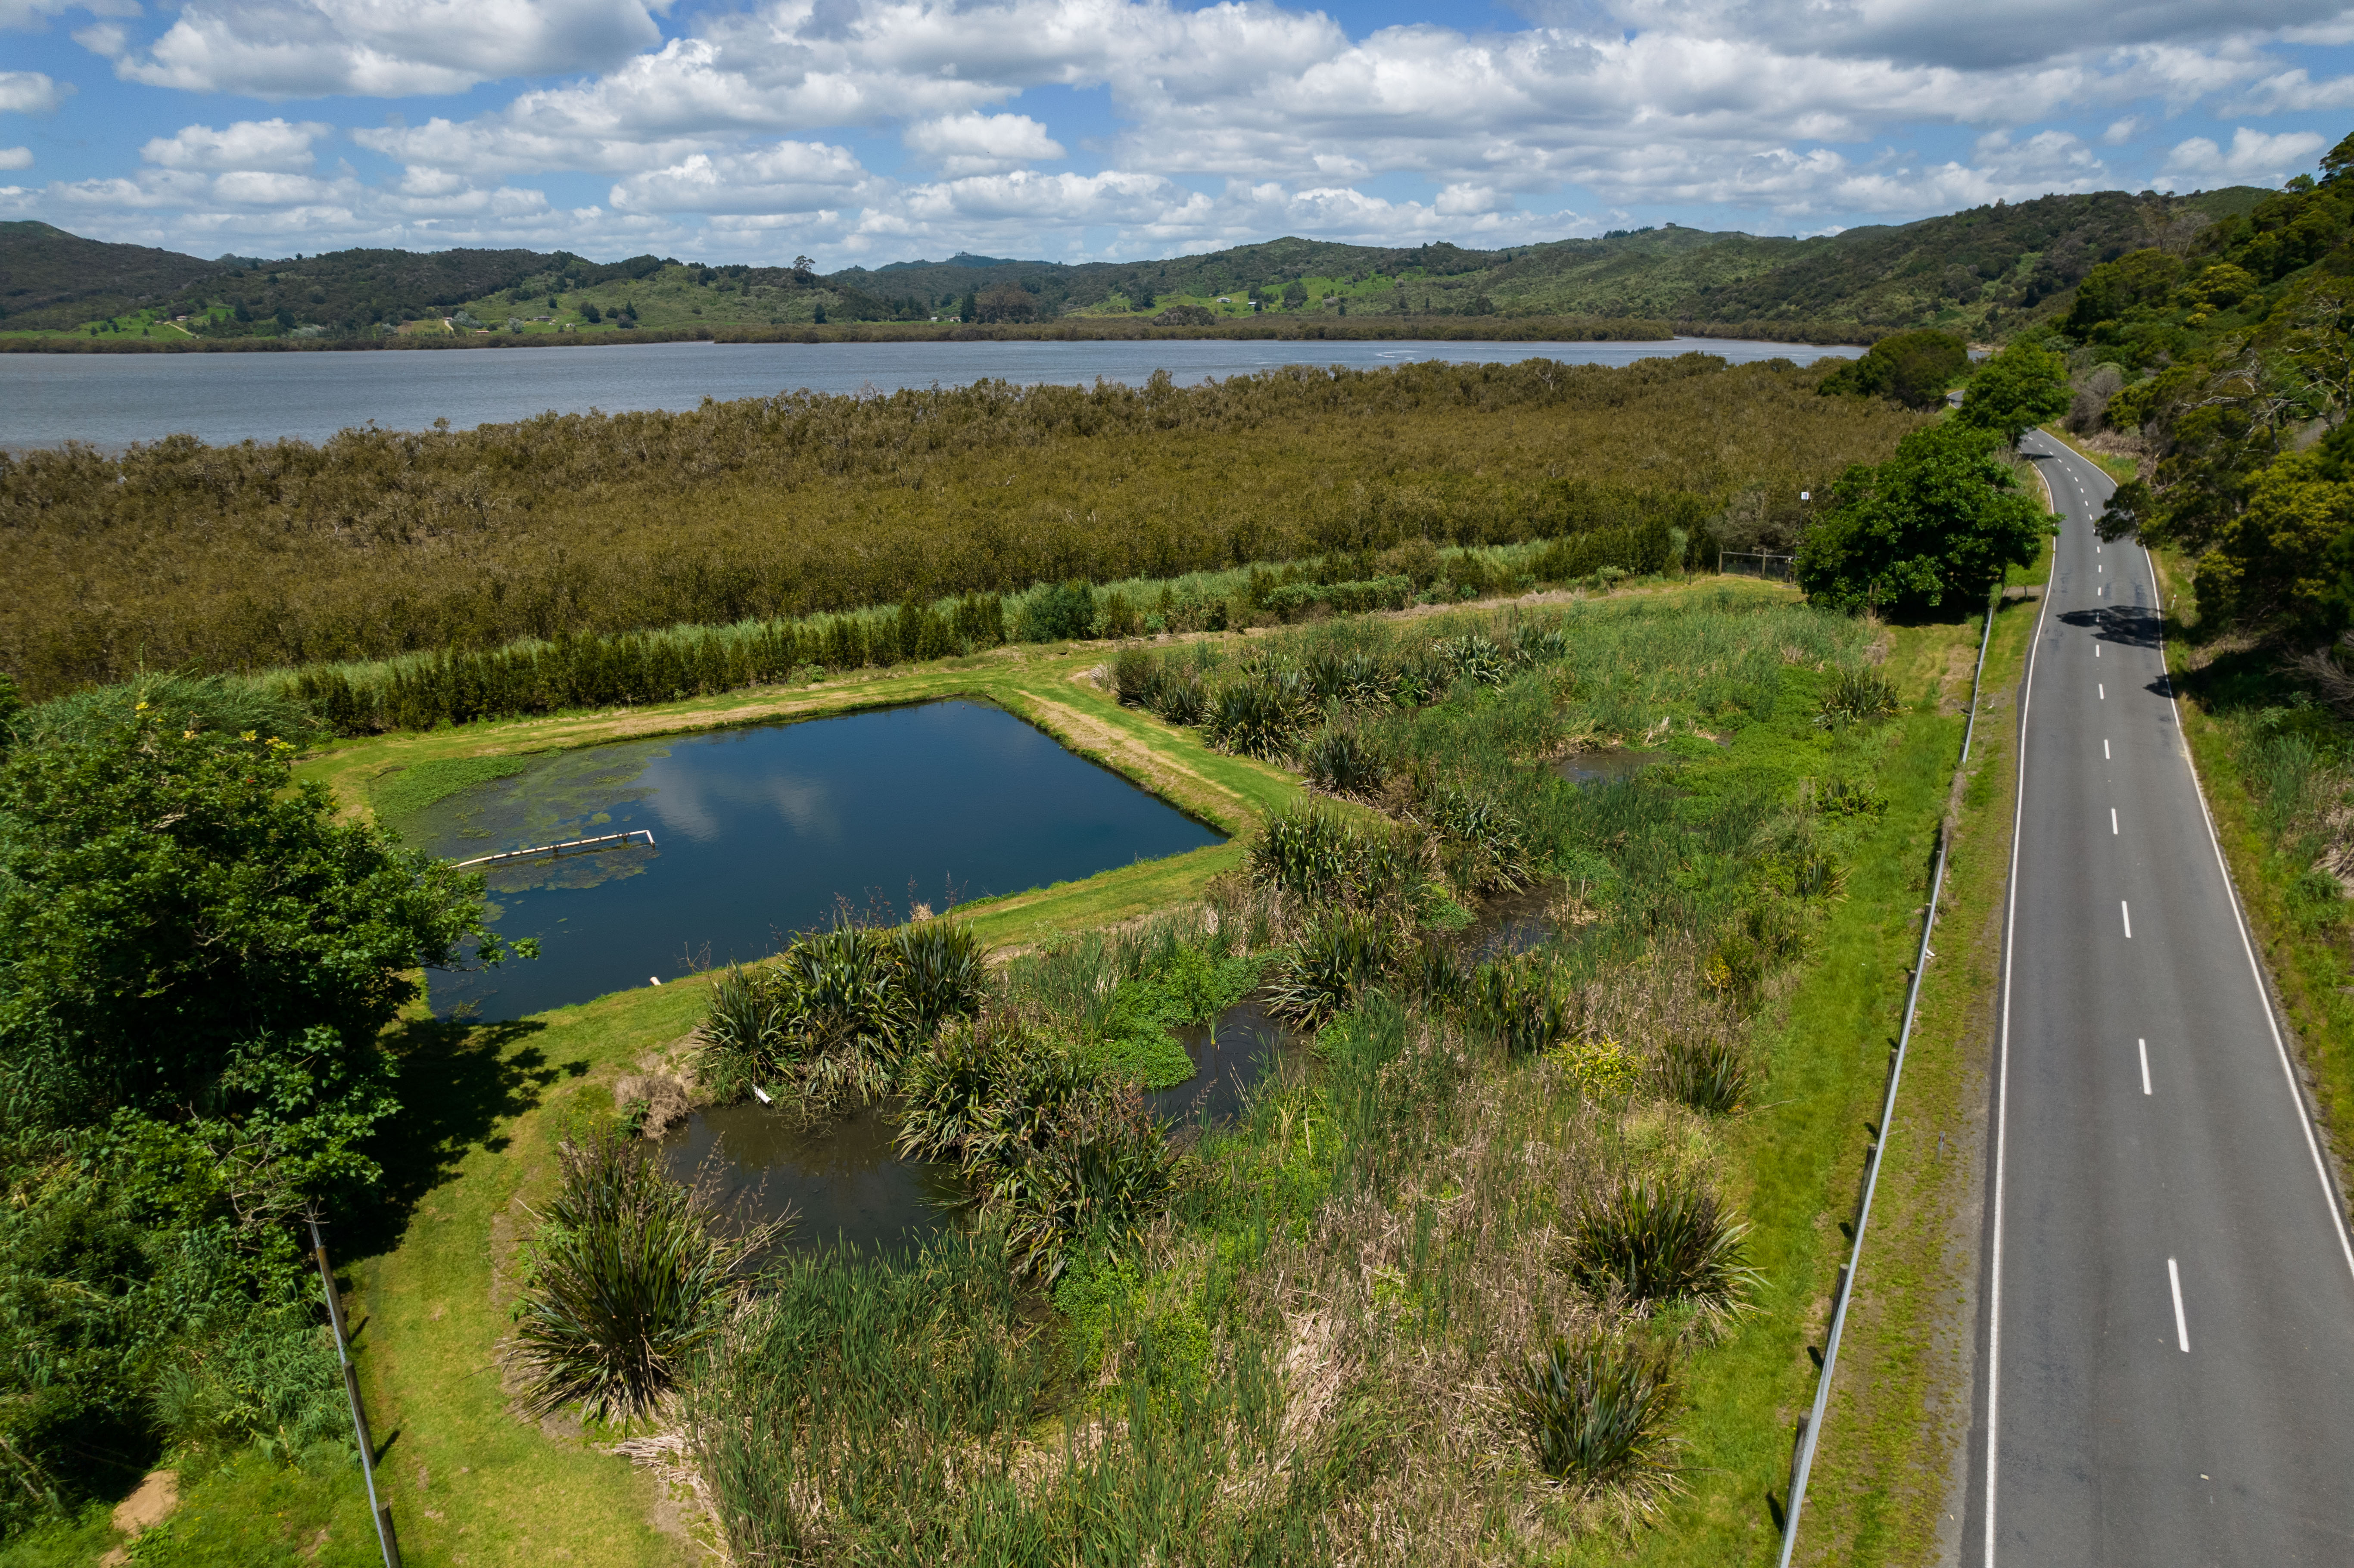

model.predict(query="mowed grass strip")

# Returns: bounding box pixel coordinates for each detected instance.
[1790,591,2043,1565]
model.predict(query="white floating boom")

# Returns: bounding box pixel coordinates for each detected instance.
[452,829,656,869]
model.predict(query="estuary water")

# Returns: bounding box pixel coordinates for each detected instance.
[4,334,1859,449]
[398,700,1222,1021]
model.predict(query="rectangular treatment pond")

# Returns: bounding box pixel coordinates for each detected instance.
[398,700,1224,1020]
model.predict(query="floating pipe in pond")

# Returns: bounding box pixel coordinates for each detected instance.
[753,1086,773,1105]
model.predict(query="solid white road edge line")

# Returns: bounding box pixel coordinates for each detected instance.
[2139,532,2354,1289]
[1986,492,2059,1568]
[2170,1258,2190,1352]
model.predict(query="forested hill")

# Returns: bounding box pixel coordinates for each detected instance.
[0,184,2275,342]
[0,222,223,332]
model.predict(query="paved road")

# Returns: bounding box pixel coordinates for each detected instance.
[1968,433,2354,1564]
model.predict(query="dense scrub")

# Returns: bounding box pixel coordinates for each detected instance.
[2,355,1919,699]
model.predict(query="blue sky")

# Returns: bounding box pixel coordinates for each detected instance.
[4,0,2354,267]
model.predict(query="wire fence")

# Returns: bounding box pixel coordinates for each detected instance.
[1720,551,1797,582]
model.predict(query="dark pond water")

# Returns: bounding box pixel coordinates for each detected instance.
[405,700,1222,1020]
[661,1099,963,1254]
[1553,748,1667,786]
[1463,884,1564,963]
[657,997,1303,1253]
[1147,1000,1305,1127]
[4,336,1860,449]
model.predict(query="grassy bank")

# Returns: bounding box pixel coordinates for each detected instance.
[1784,584,2044,1562]
[2146,549,2354,1197]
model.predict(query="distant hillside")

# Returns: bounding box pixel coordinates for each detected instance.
[0,184,2282,345]
[0,221,225,331]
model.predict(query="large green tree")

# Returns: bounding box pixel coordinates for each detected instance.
[0,708,518,1523]
[1816,329,1970,410]
[1795,420,2054,615]
[1958,337,2074,442]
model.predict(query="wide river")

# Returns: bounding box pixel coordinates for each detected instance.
[3,334,1859,449]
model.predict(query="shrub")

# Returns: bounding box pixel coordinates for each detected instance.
[1567,1175,1755,1311]
[1421,784,1535,893]
[1246,804,1370,902]
[1111,646,1164,707]
[1816,665,1900,728]
[1656,1033,1751,1114]
[511,1124,779,1426]
[1267,913,1398,1024]
[1464,955,1569,1056]
[1151,669,1208,726]
[981,1084,1179,1282]
[1300,722,1385,796]
[1511,1328,1680,1492]
[1205,671,1311,758]
[890,919,989,1036]
[1020,580,1098,642]
[1434,633,1510,687]
[697,921,983,1105]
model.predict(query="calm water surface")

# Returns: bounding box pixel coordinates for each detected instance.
[5,336,1859,449]
[404,700,1221,1020]
[660,996,1301,1254]
[662,1100,963,1255]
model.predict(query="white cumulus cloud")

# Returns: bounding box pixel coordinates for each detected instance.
[0,146,29,170]
[2157,124,2328,187]
[0,70,70,114]
[609,138,871,212]
[903,112,1064,176]
[143,119,333,172]
[91,0,672,97]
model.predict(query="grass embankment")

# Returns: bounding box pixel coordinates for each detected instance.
[1783,570,2047,1563]
[12,576,1974,1566]
[1598,606,1997,1567]
[2145,550,2354,1196]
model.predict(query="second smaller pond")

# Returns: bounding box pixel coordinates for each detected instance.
[661,1099,965,1254]
[660,997,1305,1254]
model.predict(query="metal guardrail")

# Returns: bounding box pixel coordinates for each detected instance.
[452,829,656,869]
[1722,551,1797,582]
[1775,585,1999,1566]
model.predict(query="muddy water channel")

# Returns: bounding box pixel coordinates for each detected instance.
[660,999,1304,1253]
[406,700,1222,1020]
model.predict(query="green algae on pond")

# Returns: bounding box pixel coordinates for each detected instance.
[396,700,1224,1020]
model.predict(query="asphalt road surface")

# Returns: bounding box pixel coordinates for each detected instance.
[1967,433,2354,1563]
